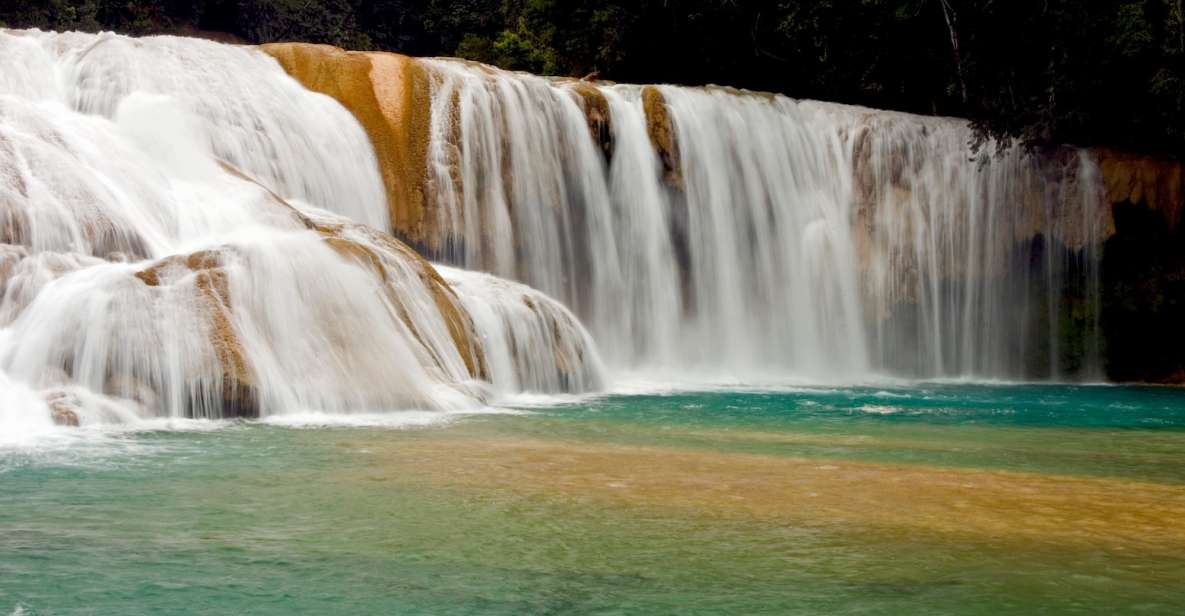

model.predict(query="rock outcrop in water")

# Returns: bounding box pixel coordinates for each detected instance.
[313,219,487,381]
[640,86,682,190]
[567,81,614,162]
[441,266,605,393]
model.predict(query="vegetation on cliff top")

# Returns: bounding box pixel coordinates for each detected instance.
[2,0,1183,156]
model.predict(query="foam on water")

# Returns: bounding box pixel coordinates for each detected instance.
[261,405,530,429]
[0,371,55,446]
[857,404,902,415]
[261,410,457,430]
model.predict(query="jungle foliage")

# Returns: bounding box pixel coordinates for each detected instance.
[2,0,1183,155]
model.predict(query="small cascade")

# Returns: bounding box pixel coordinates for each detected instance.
[0,30,604,433]
[7,29,390,230]
[441,266,605,394]
[417,60,1109,381]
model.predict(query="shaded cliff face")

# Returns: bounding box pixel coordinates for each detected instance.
[1091,150,1185,383]
[1094,149,1185,230]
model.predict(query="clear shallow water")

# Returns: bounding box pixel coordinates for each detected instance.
[3,384,1185,615]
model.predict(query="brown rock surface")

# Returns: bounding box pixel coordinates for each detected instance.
[46,391,81,427]
[135,248,257,417]
[315,221,487,380]
[568,82,614,160]
[213,159,487,380]
[641,85,682,190]
[261,43,436,250]
[1093,147,1185,228]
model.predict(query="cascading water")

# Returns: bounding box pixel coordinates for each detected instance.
[0,27,1113,441]
[419,60,1109,381]
[0,29,605,437]
[440,265,605,394]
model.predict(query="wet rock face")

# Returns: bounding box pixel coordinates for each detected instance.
[261,43,436,253]
[568,82,614,162]
[1093,148,1185,230]
[135,248,259,418]
[439,266,605,394]
[641,85,682,190]
[314,221,489,382]
[47,392,80,427]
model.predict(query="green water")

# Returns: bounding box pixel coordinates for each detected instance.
[3,384,1185,614]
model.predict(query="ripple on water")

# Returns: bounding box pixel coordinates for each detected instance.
[2,387,1185,614]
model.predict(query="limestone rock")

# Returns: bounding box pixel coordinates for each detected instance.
[213,158,488,381]
[135,248,258,418]
[641,85,683,190]
[45,391,80,427]
[261,43,436,252]
[314,221,488,381]
[568,82,614,161]
[50,407,79,427]
[1093,147,1184,228]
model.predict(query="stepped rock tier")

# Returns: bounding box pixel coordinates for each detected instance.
[0,29,603,434]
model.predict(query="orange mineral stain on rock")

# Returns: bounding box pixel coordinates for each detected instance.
[261,43,436,251]
[567,81,614,161]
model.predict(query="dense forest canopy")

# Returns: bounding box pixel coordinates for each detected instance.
[2,0,1183,156]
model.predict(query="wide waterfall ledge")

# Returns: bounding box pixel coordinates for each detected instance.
[264,41,1165,384]
[2,28,1183,437]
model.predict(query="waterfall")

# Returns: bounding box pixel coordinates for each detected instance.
[0,30,604,434]
[0,28,1115,438]
[418,60,1109,381]
[441,265,605,394]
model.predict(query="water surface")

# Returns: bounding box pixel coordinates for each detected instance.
[3,384,1184,614]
